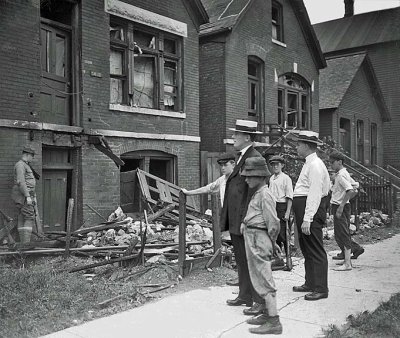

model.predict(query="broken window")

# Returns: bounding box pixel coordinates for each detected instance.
[278,74,310,129]
[248,57,264,119]
[272,1,284,42]
[109,18,182,111]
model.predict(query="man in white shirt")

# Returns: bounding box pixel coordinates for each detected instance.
[292,131,330,301]
[182,152,235,206]
[268,155,293,267]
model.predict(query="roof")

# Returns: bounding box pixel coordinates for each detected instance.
[314,7,400,54]
[320,53,390,121]
[199,0,325,68]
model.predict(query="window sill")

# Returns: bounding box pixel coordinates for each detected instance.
[109,104,186,119]
[272,38,287,48]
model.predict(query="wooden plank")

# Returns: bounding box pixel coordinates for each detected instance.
[211,194,221,252]
[178,191,187,277]
[64,198,74,259]
[156,181,173,203]
[0,210,16,244]
[200,151,209,212]
[146,204,175,223]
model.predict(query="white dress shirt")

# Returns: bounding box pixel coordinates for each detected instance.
[330,168,357,205]
[294,152,330,222]
[269,172,294,203]
[237,144,252,163]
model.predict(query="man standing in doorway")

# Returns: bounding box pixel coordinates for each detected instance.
[11,146,41,243]
[221,119,264,316]
[292,131,331,301]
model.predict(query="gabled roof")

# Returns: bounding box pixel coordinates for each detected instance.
[199,0,325,68]
[314,7,400,54]
[320,53,390,121]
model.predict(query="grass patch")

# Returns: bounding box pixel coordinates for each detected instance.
[323,293,400,338]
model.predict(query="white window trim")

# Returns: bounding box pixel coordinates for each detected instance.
[105,0,187,37]
[109,104,186,119]
[272,38,287,48]
[90,129,200,142]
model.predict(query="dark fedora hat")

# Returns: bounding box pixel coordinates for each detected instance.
[293,130,323,145]
[269,155,285,164]
[22,146,35,156]
[241,157,271,177]
[217,152,236,164]
[329,150,346,162]
[228,119,263,134]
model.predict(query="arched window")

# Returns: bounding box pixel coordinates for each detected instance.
[278,73,310,129]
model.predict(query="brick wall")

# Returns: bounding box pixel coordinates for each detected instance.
[199,0,322,152]
[336,65,384,166]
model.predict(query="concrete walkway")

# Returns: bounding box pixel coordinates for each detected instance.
[42,235,400,338]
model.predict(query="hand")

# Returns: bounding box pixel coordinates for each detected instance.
[26,196,33,205]
[284,212,290,221]
[181,188,189,194]
[240,223,245,234]
[336,206,344,218]
[301,221,311,235]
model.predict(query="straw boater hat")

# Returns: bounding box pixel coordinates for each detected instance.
[217,152,236,164]
[294,130,323,145]
[241,157,271,177]
[228,119,263,134]
[22,146,35,156]
[268,155,285,164]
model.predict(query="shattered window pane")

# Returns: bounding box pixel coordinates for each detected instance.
[110,50,123,75]
[55,34,65,77]
[164,38,176,54]
[164,60,176,110]
[134,30,156,49]
[134,56,155,108]
[110,78,123,104]
[110,24,125,41]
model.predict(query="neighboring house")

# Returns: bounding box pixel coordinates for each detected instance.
[319,53,390,166]
[0,0,207,231]
[314,4,400,168]
[199,0,326,152]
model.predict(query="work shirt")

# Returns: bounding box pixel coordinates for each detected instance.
[269,172,294,203]
[330,168,356,206]
[204,175,228,206]
[243,185,280,240]
[14,160,36,197]
[237,144,252,163]
[294,152,330,223]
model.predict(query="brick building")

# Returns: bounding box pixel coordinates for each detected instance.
[0,0,207,231]
[199,0,326,153]
[314,5,400,168]
[319,53,390,166]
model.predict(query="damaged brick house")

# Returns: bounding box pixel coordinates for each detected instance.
[198,0,326,154]
[0,0,208,231]
[318,53,390,166]
[314,4,400,169]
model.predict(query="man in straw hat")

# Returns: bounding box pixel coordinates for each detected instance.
[240,157,282,334]
[222,119,265,316]
[11,145,41,243]
[292,131,331,301]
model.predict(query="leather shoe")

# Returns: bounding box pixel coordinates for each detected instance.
[226,297,252,307]
[351,248,365,259]
[226,278,239,286]
[304,291,328,301]
[293,284,313,292]
[243,302,265,316]
[332,252,344,260]
[246,313,269,325]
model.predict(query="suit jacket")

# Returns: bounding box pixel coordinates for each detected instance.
[220,146,262,235]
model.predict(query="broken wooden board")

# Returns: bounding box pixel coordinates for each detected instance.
[0,210,16,244]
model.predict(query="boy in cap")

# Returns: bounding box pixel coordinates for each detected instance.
[182,152,235,207]
[11,145,41,243]
[240,157,282,335]
[329,151,362,270]
[268,155,293,266]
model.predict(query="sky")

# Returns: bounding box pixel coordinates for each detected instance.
[303,0,400,24]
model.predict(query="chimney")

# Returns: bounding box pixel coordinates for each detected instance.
[344,0,354,17]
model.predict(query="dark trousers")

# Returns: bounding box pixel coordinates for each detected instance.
[331,204,352,251]
[276,202,288,254]
[293,196,329,293]
[231,233,264,304]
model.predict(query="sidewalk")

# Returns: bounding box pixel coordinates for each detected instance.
[42,235,400,338]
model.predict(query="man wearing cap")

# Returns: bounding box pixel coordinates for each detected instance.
[182,152,235,206]
[292,131,331,301]
[221,119,265,316]
[329,151,363,271]
[11,146,40,243]
[268,155,293,263]
[240,157,282,334]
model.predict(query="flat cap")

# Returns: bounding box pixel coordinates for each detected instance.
[269,155,285,164]
[22,146,35,156]
[217,152,235,164]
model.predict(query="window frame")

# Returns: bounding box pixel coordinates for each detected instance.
[356,119,365,164]
[272,1,284,42]
[370,122,378,165]
[109,17,182,112]
[277,74,310,129]
[247,57,264,120]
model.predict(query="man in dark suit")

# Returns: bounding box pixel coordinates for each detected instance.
[221,119,264,316]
